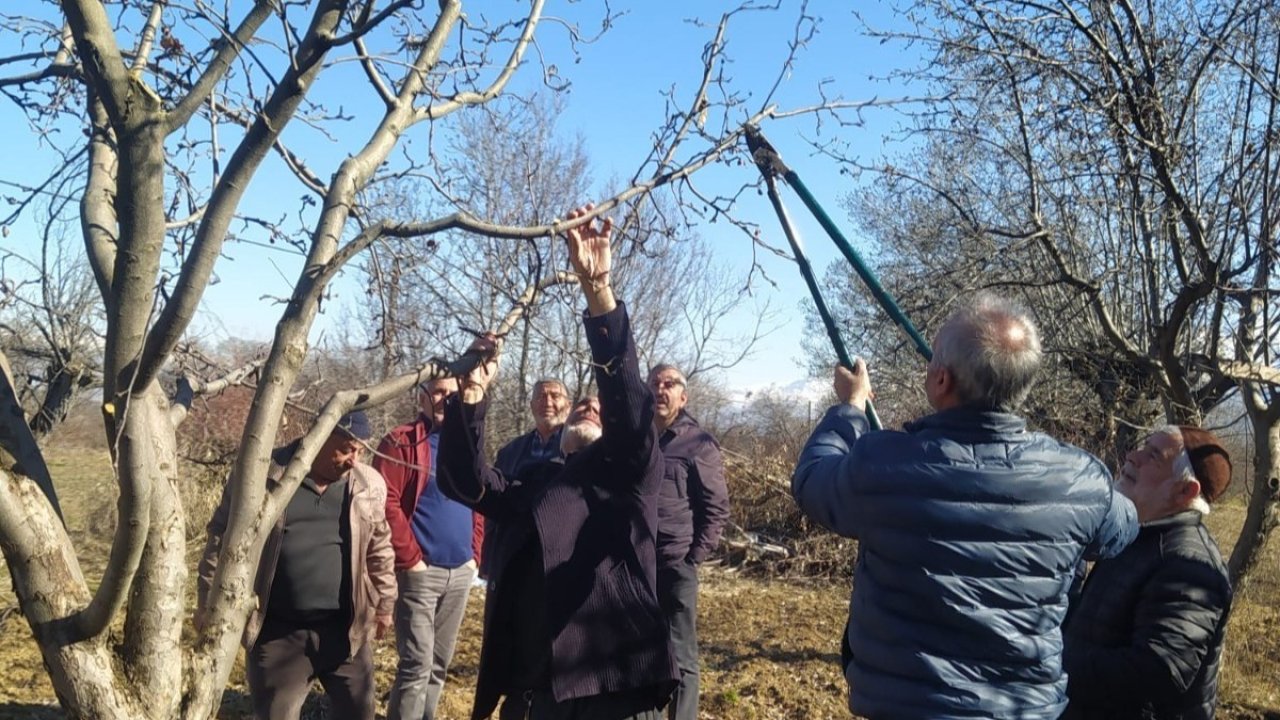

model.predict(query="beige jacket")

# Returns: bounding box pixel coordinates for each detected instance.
[197,443,397,656]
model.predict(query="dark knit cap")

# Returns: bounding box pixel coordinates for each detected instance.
[335,410,373,441]
[1178,425,1232,503]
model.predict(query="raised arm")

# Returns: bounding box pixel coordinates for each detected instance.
[564,203,658,484]
[564,203,616,318]
[436,345,542,518]
[791,360,874,538]
[1084,473,1139,561]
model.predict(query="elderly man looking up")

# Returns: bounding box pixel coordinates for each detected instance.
[1062,425,1234,720]
[436,204,676,720]
[791,292,1139,720]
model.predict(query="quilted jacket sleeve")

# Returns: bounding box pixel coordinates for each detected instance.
[791,403,873,538]
[1083,461,1139,561]
[1065,556,1231,705]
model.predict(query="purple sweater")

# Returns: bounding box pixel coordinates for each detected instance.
[437,304,677,717]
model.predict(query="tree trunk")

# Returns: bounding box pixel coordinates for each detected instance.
[120,388,187,719]
[1227,413,1280,589]
[0,472,139,719]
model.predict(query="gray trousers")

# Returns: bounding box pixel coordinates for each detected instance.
[528,687,664,720]
[387,562,476,720]
[246,615,375,720]
[657,561,699,720]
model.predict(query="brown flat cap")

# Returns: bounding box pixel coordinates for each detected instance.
[1178,426,1232,503]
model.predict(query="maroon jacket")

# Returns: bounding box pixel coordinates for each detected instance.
[375,414,483,571]
[438,304,677,717]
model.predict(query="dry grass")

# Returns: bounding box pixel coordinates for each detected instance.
[0,449,1277,719]
[1204,502,1280,717]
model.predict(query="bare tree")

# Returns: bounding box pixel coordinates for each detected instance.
[0,2,870,718]
[0,217,103,442]
[816,0,1279,586]
[363,94,776,441]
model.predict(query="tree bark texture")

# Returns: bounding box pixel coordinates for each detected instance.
[1228,416,1280,589]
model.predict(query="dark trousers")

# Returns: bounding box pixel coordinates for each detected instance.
[499,693,531,720]
[657,561,699,720]
[528,687,663,720]
[246,615,375,720]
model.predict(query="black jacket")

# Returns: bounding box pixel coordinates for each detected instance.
[437,304,677,718]
[1063,510,1232,720]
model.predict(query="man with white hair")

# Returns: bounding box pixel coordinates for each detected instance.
[1062,425,1234,720]
[560,395,603,453]
[486,379,571,720]
[792,292,1139,719]
[494,379,571,483]
[436,203,677,720]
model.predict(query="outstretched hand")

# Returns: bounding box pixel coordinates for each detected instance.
[461,333,500,403]
[564,203,617,315]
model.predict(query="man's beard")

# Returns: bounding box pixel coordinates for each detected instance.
[560,421,602,454]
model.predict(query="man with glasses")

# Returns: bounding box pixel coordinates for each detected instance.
[648,364,729,720]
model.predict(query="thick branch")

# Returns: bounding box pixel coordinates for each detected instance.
[74,388,161,640]
[416,0,544,121]
[165,0,276,132]
[1219,361,1280,386]
[81,95,118,301]
[60,0,148,131]
[134,0,351,390]
[169,360,264,426]
[129,1,164,76]
[0,352,62,520]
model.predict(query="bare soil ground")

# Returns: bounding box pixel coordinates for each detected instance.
[0,449,1277,719]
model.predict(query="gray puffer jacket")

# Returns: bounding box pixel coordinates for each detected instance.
[792,405,1138,720]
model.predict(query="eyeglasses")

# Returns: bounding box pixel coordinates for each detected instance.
[650,379,685,391]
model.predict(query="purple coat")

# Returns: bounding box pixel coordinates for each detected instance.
[656,411,729,568]
[437,304,677,718]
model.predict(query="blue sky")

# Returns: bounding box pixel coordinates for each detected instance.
[0,1,921,391]
[511,2,919,388]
